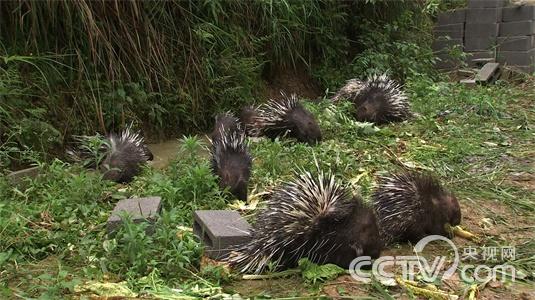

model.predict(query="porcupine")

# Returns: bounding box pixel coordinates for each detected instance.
[332,74,411,124]
[68,125,153,183]
[372,171,461,245]
[250,92,322,145]
[210,113,252,201]
[227,171,382,274]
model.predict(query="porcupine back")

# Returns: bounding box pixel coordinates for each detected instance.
[228,172,382,274]
[372,172,461,245]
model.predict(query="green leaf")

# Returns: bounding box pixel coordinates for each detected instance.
[298,258,346,284]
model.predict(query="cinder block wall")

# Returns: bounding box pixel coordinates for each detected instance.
[434,0,535,73]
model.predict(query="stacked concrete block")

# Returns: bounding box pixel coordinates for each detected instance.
[497,5,535,73]
[433,0,535,73]
[464,2,504,66]
[433,9,465,69]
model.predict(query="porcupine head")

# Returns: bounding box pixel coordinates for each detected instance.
[216,153,251,201]
[286,102,322,145]
[312,196,383,268]
[353,86,388,123]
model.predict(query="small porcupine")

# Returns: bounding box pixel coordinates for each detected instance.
[210,113,252,201]
[372,172,461,245]
[334,74,411,124]
[227,172,382,274]
[68,125,153,183]
[252,92,322,145]
[239,105,261,137]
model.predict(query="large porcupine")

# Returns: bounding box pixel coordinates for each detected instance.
[333,74,411,124]
[210,113,252,201]
[228,172,382,274]
[252,92,322,145]
[68,126,153,183]
[372,172,461,245]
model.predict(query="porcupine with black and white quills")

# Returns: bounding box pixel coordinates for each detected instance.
[68,125,153,183]
[250,92,322,145]
[227,172,382,274]
[333,74,411,124]
[210,113,252,201]
[372,171,461,245]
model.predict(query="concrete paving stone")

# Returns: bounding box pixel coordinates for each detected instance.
[465,37,497,51]
[466,50,496,66]
[502,5,535,21]
[465,23,500,37]
[193,210,252,260]
[497,36,535,50]
[499,20,535,35]
[466,8,503,23]
[468,0,506,8]
[434,23,464,38]
[497,48,535,65]
[107,197,162,235]
[475,62,501,82]
[438,9,466,25]
[7,166,40,187]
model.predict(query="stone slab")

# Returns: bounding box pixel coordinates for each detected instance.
[193,210,252,260]
[475,62,501,82]
[107,197,162,235]
[502,5,535,21]
[434,23,464,38]
[497,49,535,65]
[466,50,496,66]
[499,20,535,35]
[468,0,506,8]
[465,37,497,51]
[7,166,40,187]
[497,36,535,50]
[465,23,500,37]
[437,9,466,25]
[466,8,503,23]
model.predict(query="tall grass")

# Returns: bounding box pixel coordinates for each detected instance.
[0,0,435,169]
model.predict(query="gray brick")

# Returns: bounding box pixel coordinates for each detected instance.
[499,20,535,36]
[432,38,464,52]
[7,166,40,188]
[465,23,499,37]
[502,5,535,21]
[437,9,466,25]
[465,37,497,51]
[193,210,252,260]
[466,50,496,66]
[468,0,505,8]
[475,62,501,82]
[497,49,535,65]
[107,197,162,235]
[466,8,503,23]
[434,23,464,38]
[497,36,535,51]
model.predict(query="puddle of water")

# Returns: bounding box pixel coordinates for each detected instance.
[146,136,210,169]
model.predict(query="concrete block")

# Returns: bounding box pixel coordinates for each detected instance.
[7,166,40,188]
[437,9,466,25]
[468,0,506,8]
[465,37,497,51]
[465,23,500,37]
[475,62,501,82]
[497,36,535,51]
[107,197,162,235]
[499,20,535,35]
[434,23,464,38]
[502,5,535,21]
[193,210,252,260]
[432,38,464,52]
[466,50,496,66]
[466,8,503,23]
[497,49,535,65]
